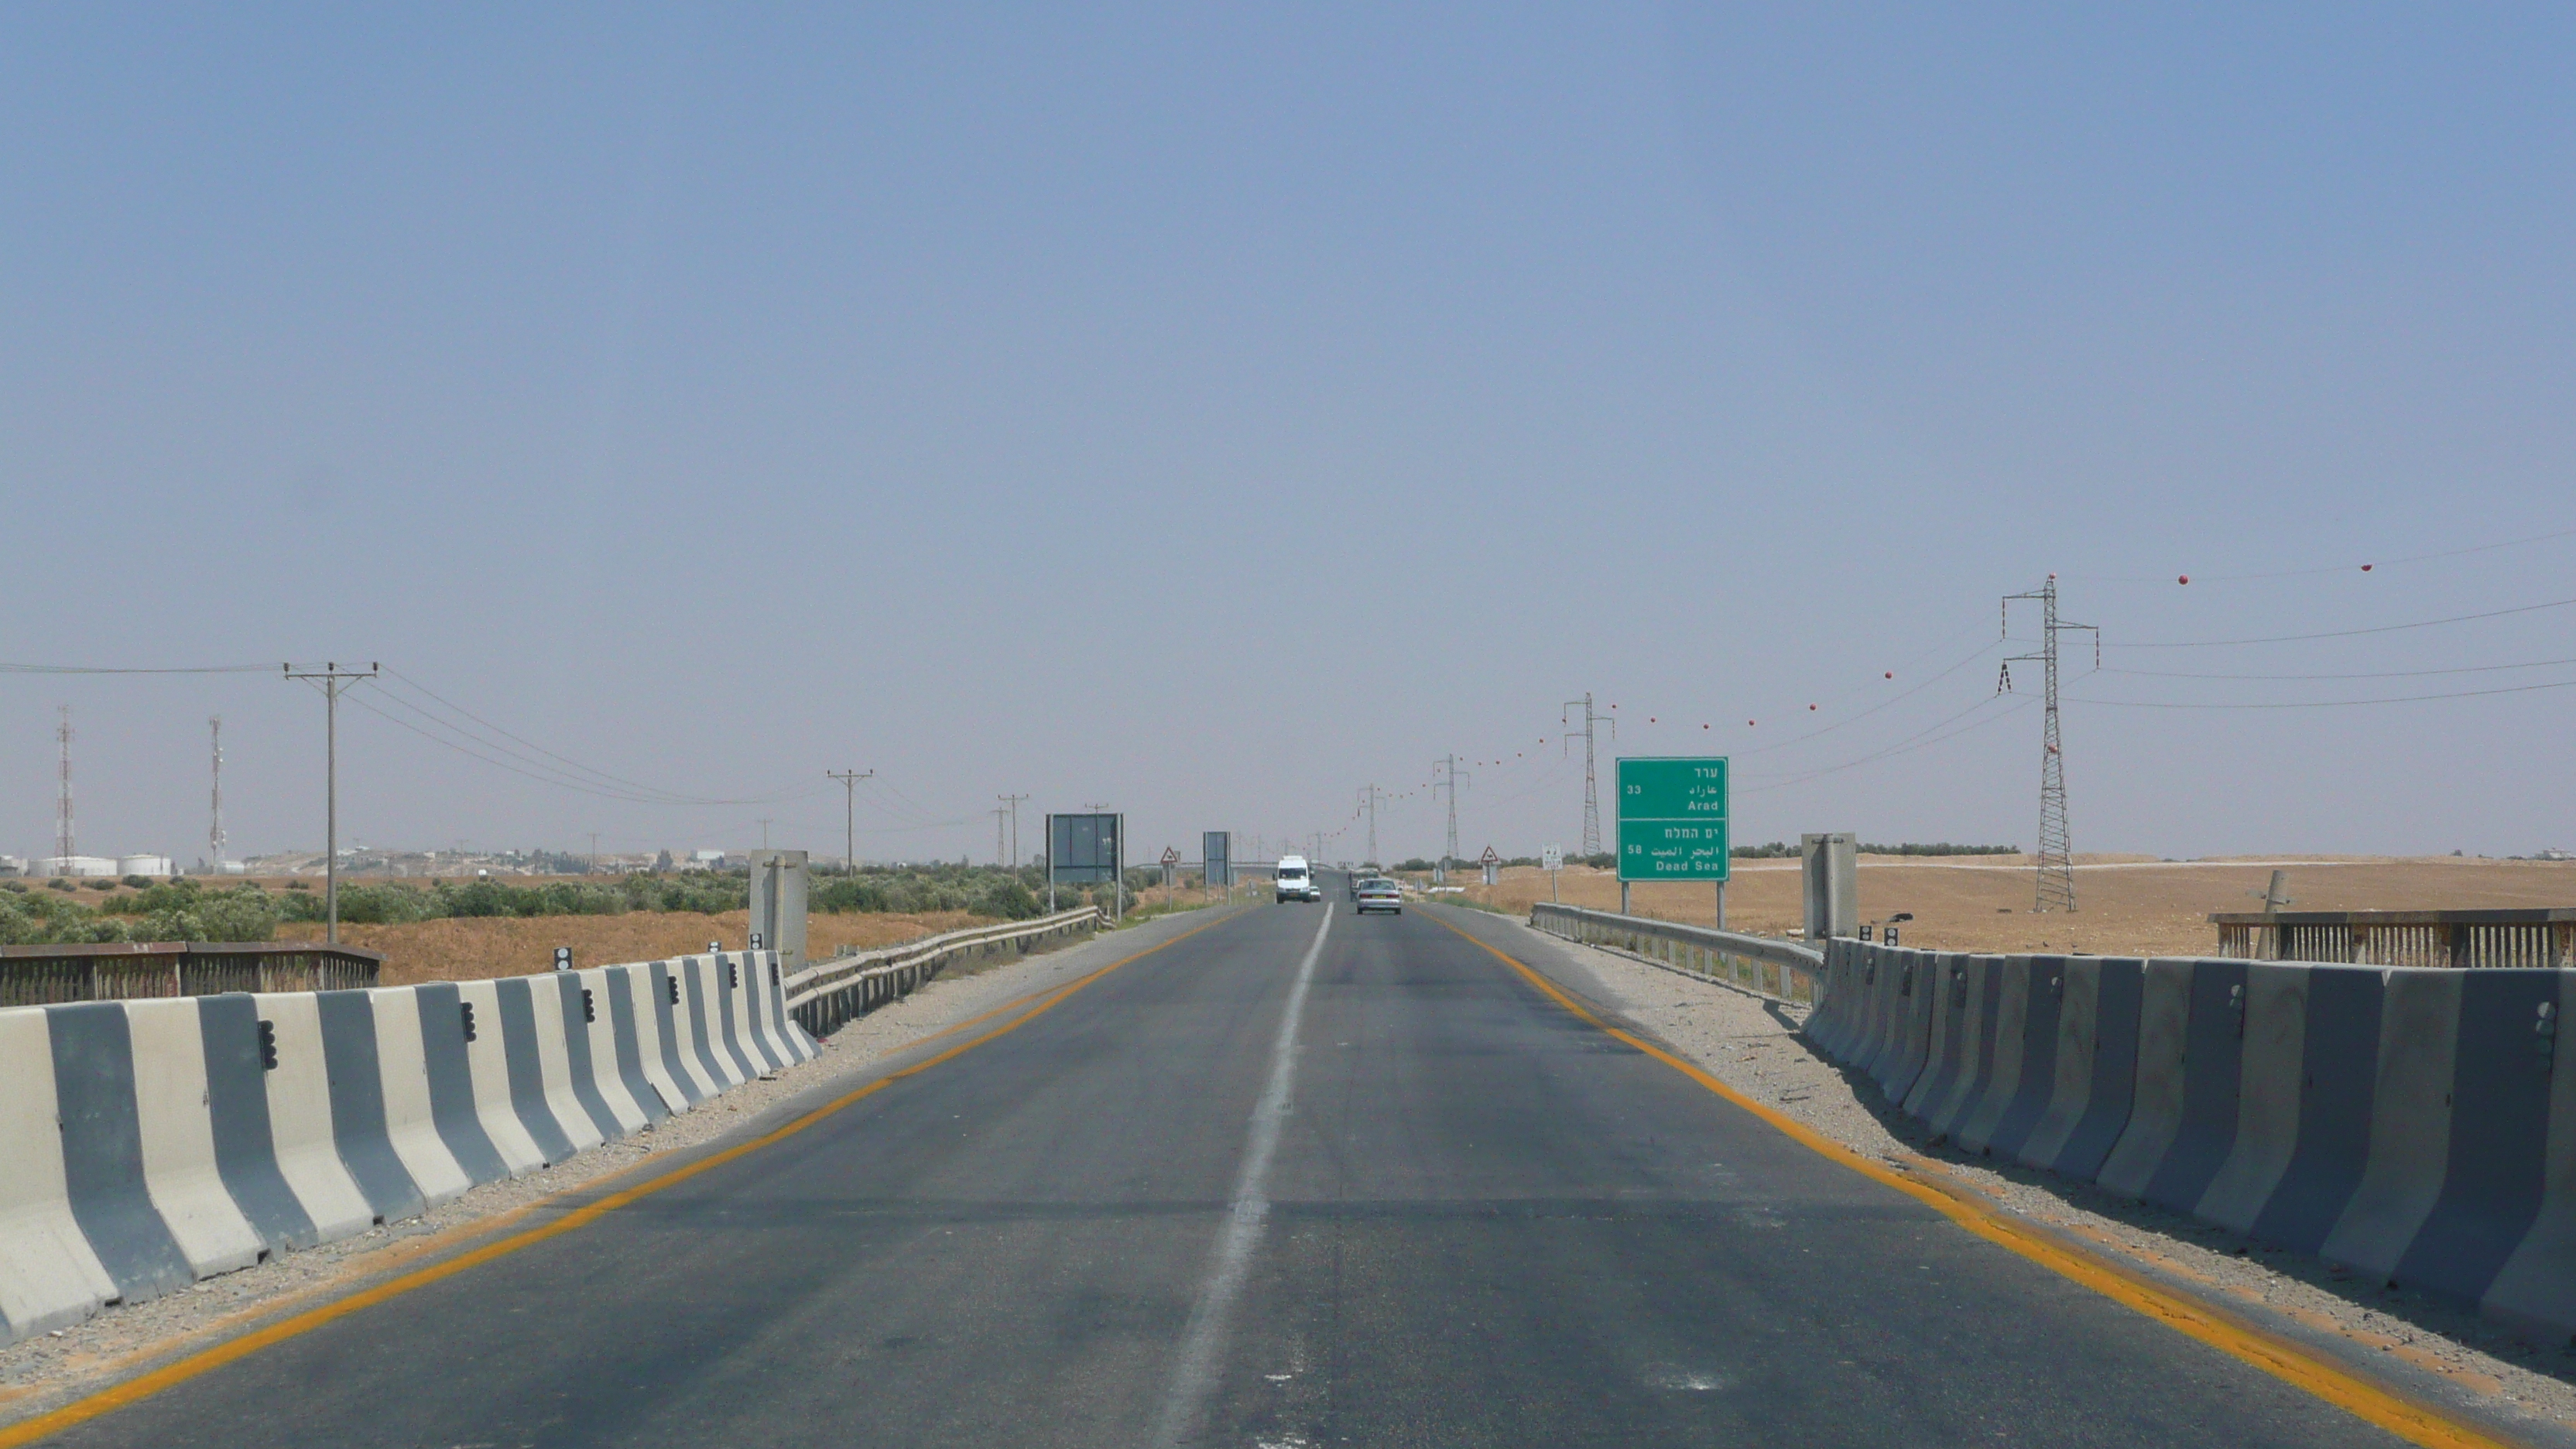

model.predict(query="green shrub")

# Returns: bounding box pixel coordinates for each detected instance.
[973,877,1040,920]
[140,886,280,943]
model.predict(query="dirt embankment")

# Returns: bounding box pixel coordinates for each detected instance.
[276,910,986,986]
[1454,855,2576,957]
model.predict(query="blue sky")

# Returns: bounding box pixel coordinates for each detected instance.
[6,4,2572,868]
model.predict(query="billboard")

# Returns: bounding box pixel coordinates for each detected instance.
[1203,831,1231,887]
[1049,814,1123,884]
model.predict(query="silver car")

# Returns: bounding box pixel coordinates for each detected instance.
[1354,878,1402,916]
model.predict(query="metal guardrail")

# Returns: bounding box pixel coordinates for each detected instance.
[0,940,385,1007]
[1529,903,1826,1005]
[2210,909,2576,968]
[783,907,1105,1036]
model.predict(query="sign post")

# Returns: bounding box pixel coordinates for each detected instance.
[1615,757,1730,920]
[1542,844,1562,902]
[1478,845,1501,888]
[1160,846,1180,899]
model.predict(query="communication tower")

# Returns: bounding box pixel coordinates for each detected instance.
[56,705,74,865]
[209,715,227,870]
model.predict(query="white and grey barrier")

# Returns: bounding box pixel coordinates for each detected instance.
[784,907,1105,1038]
[0,951,815,1345]
[1528,903,1826,1006]
[1801,938,2576,1344]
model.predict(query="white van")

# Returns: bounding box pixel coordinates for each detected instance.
[1275,855,1321,903]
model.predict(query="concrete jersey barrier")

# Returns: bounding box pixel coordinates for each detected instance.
[0,947,809,1346]
[1806,940,2576,1344]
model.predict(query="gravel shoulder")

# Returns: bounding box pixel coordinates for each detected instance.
[1429,903,2576,1449]
[0,902,1249,1427]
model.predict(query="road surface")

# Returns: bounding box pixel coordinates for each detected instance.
[29,898,2417,1447]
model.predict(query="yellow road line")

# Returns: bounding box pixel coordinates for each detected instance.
[2,916,1232,1413]
[0,910,1245,1448]
[1424,909,2521,1449]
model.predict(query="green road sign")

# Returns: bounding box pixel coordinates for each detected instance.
[1615,756,1730,882]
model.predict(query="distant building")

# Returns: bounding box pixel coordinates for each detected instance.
[690,849,728,867]
[32,855,118,877]
[0,855,25,876]
[2541,848,2575,862]
[118,855,174,878]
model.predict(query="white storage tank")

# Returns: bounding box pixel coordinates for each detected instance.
[33,855,119,877]
[116,855,174,878]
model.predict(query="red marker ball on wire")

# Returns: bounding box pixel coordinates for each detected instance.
[2178,574,2189,584]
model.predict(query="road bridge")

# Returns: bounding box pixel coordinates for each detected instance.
[14,894,2445,1447]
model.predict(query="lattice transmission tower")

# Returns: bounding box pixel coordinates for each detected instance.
[1562,693,1613,858]
[1434,755,1471,872]
[2000,577,2097,913]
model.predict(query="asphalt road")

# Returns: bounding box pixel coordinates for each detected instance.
[34,896,2416,1447]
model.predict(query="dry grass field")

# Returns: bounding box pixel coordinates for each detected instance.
[1451,855,2576,957]
[277,909,981,986]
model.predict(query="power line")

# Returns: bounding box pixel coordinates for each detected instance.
[2102,656,2576,682]
[866,775,955,829]
[2111,593,2576,649]
[380,670,811,805]
[2076,522,2576,584]
[1733,637,2006,759]
[357,681,823,807]
[1,661,275,674]
[1737,694,2032,795]
[2066,677,2576,710]
[347,691,737,805]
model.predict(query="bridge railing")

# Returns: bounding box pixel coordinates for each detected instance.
[1529,902,1825,1006]
[782,906,1104,1036]
[0,940,385,1007]
[2209,909,2576,968]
